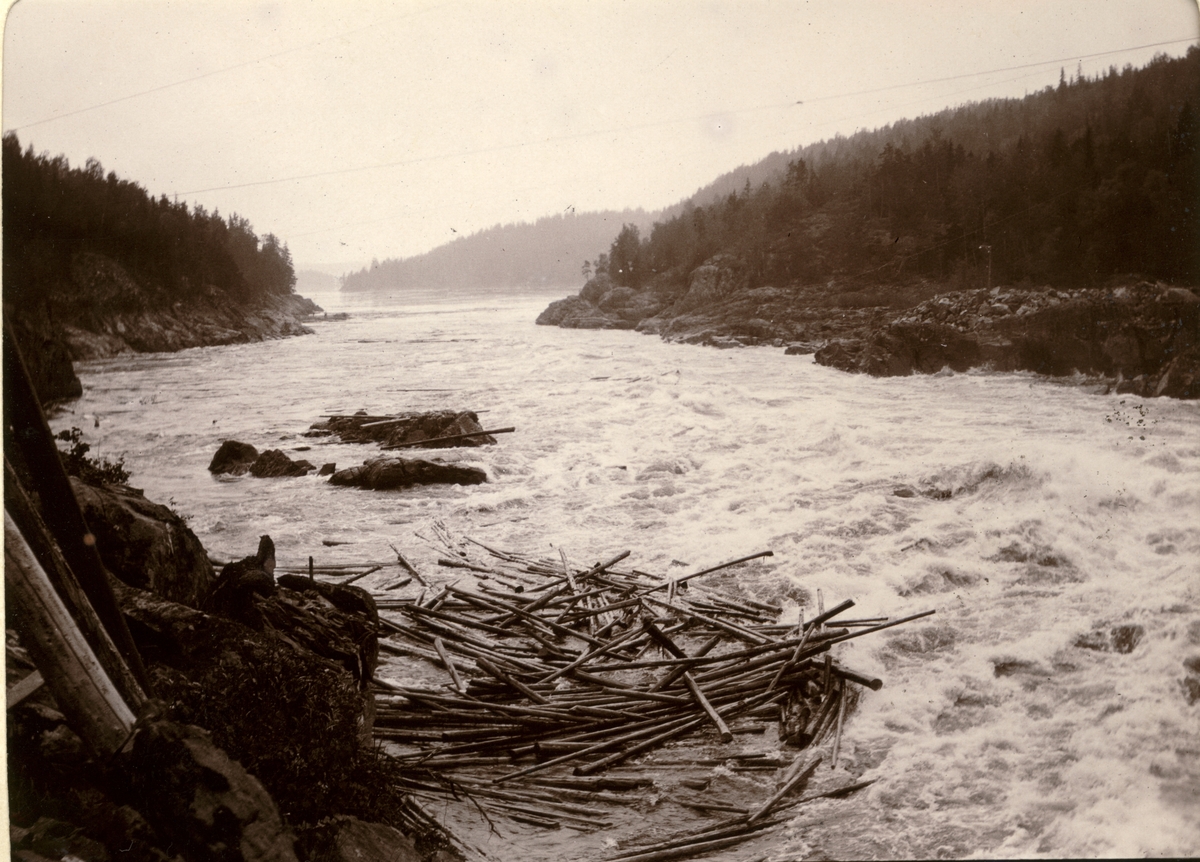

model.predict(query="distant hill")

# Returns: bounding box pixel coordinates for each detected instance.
[340,209,661,293]
[537,49,1200,397]
[593,48,1198,291]
[352,50,1197,299]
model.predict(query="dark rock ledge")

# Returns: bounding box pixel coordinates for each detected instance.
[538,260,1200,398]
[9,280,323,405]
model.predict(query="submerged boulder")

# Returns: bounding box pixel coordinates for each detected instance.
[1075,624,1146,654]
[328,457,487,490]
[209,440,259,475]
[249,449,315,478]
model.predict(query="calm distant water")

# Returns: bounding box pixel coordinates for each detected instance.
[55,288,1200,859]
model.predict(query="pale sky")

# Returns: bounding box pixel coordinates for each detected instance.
[3,1,1198,274]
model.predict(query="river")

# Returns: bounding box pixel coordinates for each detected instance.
[51,288,1200,860]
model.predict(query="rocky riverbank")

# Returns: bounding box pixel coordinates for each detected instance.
[7,470,457,862]
[815,282,1200,398]
[6,250,323,404]
[537,260,1200,398]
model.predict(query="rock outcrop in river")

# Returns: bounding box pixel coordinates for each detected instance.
[306,410,496,449]
[209,441,317,477]
[328,456,488,490]
[538,260,1200,398]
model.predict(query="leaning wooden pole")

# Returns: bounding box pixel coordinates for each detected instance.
[6,511,136,757]
[3,327,153,694]
[5,461,147,713]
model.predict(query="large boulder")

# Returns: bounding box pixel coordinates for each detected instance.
[597,286,637,312]
[868,323,982,376]
[328,457,487,490]
[1149,340,1200,399]
[579,272,614,304]
[813,340,863,373]
[209,440,260,475]
[7,703,299,862]
[70,477,213,607]
[249,450,315,478]
[111,575,384,826]
[125,719,299,862]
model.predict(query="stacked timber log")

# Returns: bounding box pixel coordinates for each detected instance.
[368,532,934,859]
[301,410,510,491]
[306,409,512,450]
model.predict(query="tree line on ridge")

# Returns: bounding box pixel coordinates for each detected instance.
[595,49,1198,295]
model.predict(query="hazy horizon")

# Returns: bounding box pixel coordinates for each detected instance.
[4,1,1197,276]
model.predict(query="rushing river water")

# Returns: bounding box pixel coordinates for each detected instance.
[52,288,1200,860]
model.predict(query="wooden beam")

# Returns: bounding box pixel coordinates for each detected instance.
[6,511,136,757]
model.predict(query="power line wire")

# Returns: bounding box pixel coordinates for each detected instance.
[5,4,443,133]
[798,36,1195,105]
[173,36,1197,197]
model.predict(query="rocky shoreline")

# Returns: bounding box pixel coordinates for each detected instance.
[537,260,1200,398]
[8,468,457,862]
[7,250,324,405]
[62,291,322,361]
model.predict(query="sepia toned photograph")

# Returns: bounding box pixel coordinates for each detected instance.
[3,2,1198,860]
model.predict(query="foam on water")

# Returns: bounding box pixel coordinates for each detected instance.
[54,290,1200,859]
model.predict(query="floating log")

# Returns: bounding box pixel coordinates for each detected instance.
[364,530,933,853]
[747,756,821,823]
[339,565,381,585]
[390,544,428,585]
[832,687,848,768]
[438,558,497,574]
[643,622,732,743]
[382,427,515,449]
[433,637,468,694]
[606,815,782,862]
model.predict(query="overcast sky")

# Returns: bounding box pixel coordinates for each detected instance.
[4,1,1198,274]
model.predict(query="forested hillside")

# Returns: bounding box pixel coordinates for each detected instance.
[540,51,1199,398]
[340,209,660,293]
[3,133,297,309]
[597,49,1198,292]
[3,133,315,403]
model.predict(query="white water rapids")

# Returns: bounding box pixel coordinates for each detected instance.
[51,289,1200,859]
